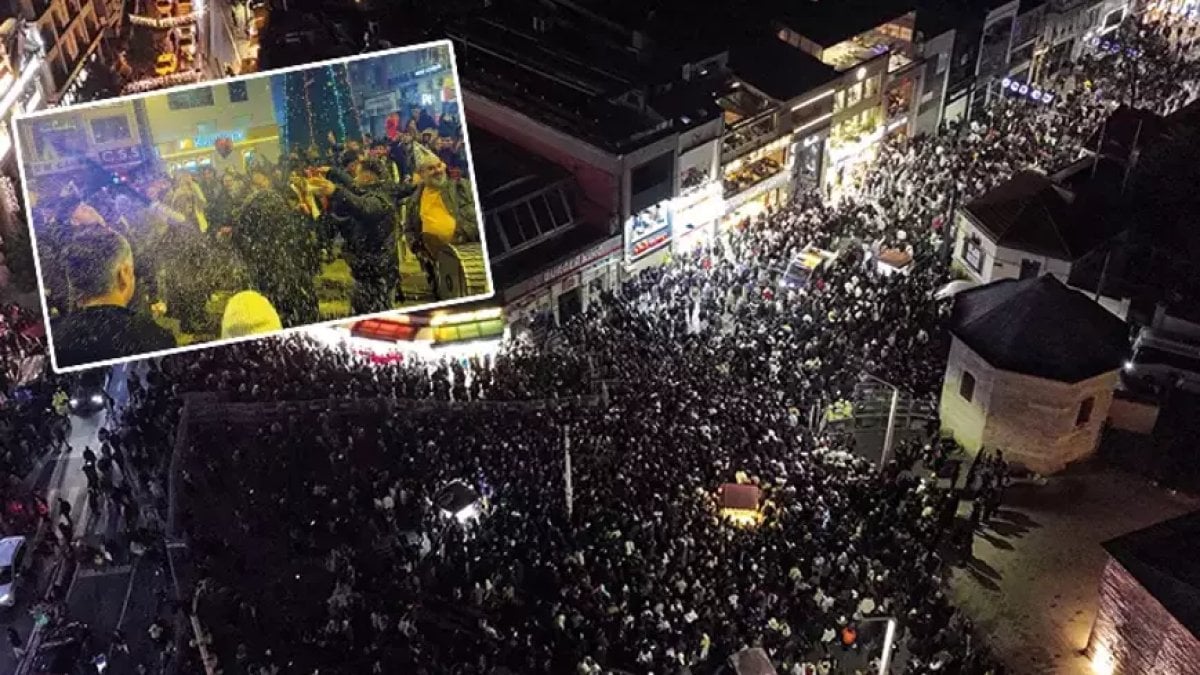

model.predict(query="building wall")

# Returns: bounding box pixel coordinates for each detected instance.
[1088,556,1200,675]
[914,28,956,136]
[952,210,1074,283]
[981,367,1116,474]
[464,91,622,230]
[940,337,996,453]
[940,337,1117,473]
[143,79,280,171]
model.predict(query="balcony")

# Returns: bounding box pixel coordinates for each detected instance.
[721,112,780,163]
[723,155,785,200]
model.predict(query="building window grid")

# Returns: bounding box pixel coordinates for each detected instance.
[1077,397,1095,427]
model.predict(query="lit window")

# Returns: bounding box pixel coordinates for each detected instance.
[960,371,976,402]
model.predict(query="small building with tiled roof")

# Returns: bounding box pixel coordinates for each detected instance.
[952,165,1130,318]
[939,275,1131,474]
[1087,510,1200,675]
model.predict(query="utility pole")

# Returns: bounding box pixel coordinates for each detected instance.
[563,426,573,519]
[880,387,900,470]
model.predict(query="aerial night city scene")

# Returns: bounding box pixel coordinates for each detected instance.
[0,0,1199,674]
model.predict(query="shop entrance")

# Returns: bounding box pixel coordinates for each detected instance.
[557,287,582,324]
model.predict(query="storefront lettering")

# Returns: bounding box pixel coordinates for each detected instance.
[98,146,143,164]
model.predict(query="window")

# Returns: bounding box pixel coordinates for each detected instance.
[167,88,216,110]
[1019,259,1041,280]
[1076,397,1095,427]
[90,115,131,144]
[963,234,984,273]
[228,81,249,103]
[864,76,880,100]
[960,370,976,402]
[833,89,845,112]
[846,82,863,107]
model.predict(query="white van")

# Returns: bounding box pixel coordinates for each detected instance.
[1124,328,1200,394]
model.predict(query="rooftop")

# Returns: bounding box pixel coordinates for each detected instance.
[729,36,839,102]
[449,12,691,154]
[963,169,1122,260]
[1103,510,1200,638]
[773,0,916,48]
[949,275,1130,382]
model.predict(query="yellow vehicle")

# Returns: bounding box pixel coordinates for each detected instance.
[176,0,193,16]
[155,0,173,17]
[155,51,178,76]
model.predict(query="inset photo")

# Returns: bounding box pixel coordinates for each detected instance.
[13,40,492,373]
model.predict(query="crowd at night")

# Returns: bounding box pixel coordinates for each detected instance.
[20,64,479,369]
[0,10,1198,675]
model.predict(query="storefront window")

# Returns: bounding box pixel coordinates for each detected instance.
[90,115,131,145]
[846,82,863,107]
[864,76,880,100]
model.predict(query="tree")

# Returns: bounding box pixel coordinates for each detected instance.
[279,63,363,152]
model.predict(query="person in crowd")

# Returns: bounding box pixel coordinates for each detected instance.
[228,165,320,327]
[403,145,479,298]
[220,290,283,339]
[50,226,176,368]
[310,157,407,314]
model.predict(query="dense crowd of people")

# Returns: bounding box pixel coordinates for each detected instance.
[24,100,477,368]
[1,12,1198,675]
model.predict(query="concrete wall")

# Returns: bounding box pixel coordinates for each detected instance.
[463,91,621,230]
[953,209,1074,284]
[940,336,1117,473]
[140,77,277,146]
[1106,394,1159,434]
[940,337,994,453]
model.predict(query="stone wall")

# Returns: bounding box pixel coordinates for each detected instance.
[982,367,1116,474]
[1087,556,1200,675]
[940,337,1117,473]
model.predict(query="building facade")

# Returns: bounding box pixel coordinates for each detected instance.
[146,79,281,173]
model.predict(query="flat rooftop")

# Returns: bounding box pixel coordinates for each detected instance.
[774,0,916,48]
[729,37,839,101]
[450,11,687,154]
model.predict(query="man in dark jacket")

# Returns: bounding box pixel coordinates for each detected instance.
[51,226,176,369]
[228,168,320,326]
[310,158,411,314]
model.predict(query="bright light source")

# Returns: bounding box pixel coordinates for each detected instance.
[1091,644,1115,675]
[856,67,867,81]
[90,394,103,404]
[1123,361,1134,372]
[69,398,79,407]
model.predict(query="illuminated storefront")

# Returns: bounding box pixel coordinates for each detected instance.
[825,103,884,195]
[625,201,673,266]
[670,181,724,254]
[507,235,624,327]
[721,135,793,226]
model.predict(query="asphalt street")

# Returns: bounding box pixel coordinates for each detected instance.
[1,363,174,674]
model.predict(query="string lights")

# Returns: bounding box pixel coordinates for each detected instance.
[327,65,349,140]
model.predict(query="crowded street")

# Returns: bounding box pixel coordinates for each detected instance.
[0,8,1198,675]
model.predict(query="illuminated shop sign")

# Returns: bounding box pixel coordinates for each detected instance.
[999,78,1055,104]
[195,129,247,148]
[1087,36,1140,57]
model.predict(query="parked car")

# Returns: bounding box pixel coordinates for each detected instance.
[155,0,174,17]
[176,0,193,15]
[0,535,28,607]
[177,25,197,58]
[67,367,109,417]
[155,51,179,76]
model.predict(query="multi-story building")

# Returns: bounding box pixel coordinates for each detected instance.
[15,78,280,195]
[345,44,454,140]
[774,0,925,194]
[8,0,117,108]
[1,18,49,231]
